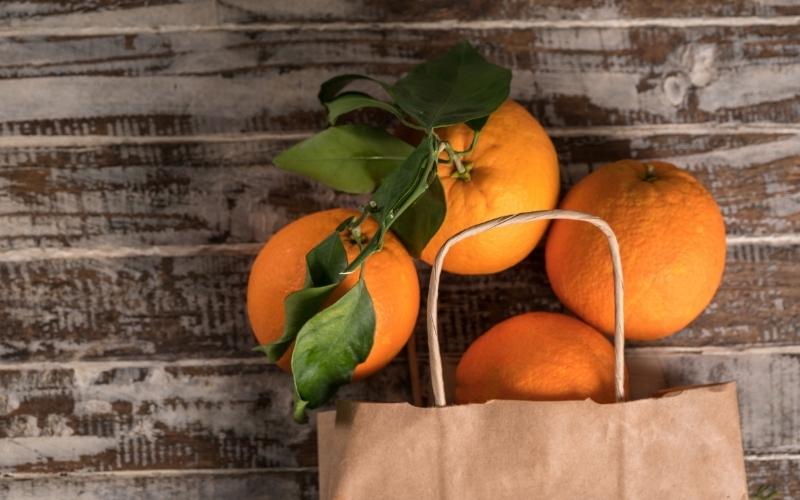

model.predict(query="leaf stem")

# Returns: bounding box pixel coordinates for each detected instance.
[442,141,467,175]
[462,129,481,155]
[642,162,658,182]
[347,211,368,229]
[349,225,366,250]
[399,117,426,131]
[342,138,440,275]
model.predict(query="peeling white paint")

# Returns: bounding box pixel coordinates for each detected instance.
[3,2,216,31]
[0,234,796,264]
[0,17,799,39]
[42,414,75,437]
[0,393,21,415]
[0,437,117,467]
[663,73,690,106]
[0,243,262,262]
[5,416,40,438]
[687,44,718,87]
[75,399,113,416]
[698,64,800,112]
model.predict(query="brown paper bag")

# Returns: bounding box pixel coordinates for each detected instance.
[318,210,748,500]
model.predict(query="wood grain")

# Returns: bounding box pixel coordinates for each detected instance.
[218,0,800,23]
[0,244,796,365]
[0,139,356,250]
[0,1,215,30]
[0,460,796,499]
[0,360,411,472]
[0,131,796,250]
[0,25,798,136]
[0,1,797,495]
[746,458,800,500]
[0,353,796,474]
[3,0,799,30]
[0,470,319,500]
[0,254,256,362]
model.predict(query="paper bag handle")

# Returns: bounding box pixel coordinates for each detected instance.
[426,209,625,406]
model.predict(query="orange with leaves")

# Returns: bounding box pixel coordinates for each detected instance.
[418,100,560,275]
[247,208,420,380]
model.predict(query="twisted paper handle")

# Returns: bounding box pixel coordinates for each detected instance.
[426,209,625,406]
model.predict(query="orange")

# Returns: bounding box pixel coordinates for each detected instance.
[545,160,726,341]
[455,312,617,404]
[419,100,560,275]
[246,208,420,380]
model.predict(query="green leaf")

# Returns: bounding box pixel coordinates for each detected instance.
[263,231,347,362]
[324,92,404,125]
[292,388,310,424]
[466,115,489,132]
[370,136,436,222]
[390,172,446,256]
[318,74,389,103]
[389,42,511,130]
[274,125,414,194]
[292,277,376,422]
[345,136,437,271]
[304,226,349,286]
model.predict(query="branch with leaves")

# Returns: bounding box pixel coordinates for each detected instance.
[254,42,511,422]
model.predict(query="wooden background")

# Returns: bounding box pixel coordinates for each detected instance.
[0,1,798,498]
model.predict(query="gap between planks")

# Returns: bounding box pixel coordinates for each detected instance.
[1,234,798,264]
[0,457,796,481]
[0,124,799,149]
[0,345,799,372]
[0,467,317,480]
[0,16,799,38]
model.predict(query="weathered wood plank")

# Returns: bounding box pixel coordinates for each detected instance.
[0,352,796,474]
[0,469,319,500]
[0,1,215,30]
[0,139,357,250]
[218,0,800,23]
[0,360,411,472]
[0,25,798,135]
[3,0,799,30]
[0,132,796,250]
[746,458,800,499]
[0,254,256,361]
[0,460,797,499]
[0,244,796,364]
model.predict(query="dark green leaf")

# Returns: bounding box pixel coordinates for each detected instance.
[265,284,339,362]
[274,125,414,194]
[318,74,388,103]
[344,233,382,273]
[391,173,446,256]
[263,231,347,361]
[466,115,489,132]
[371,136,436,222]
[305,229,348,286]
[292,278,375,422]
[324,92,404,125]
[389,42,511,129]
[292,386,310,424]
[345,136,437,271]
